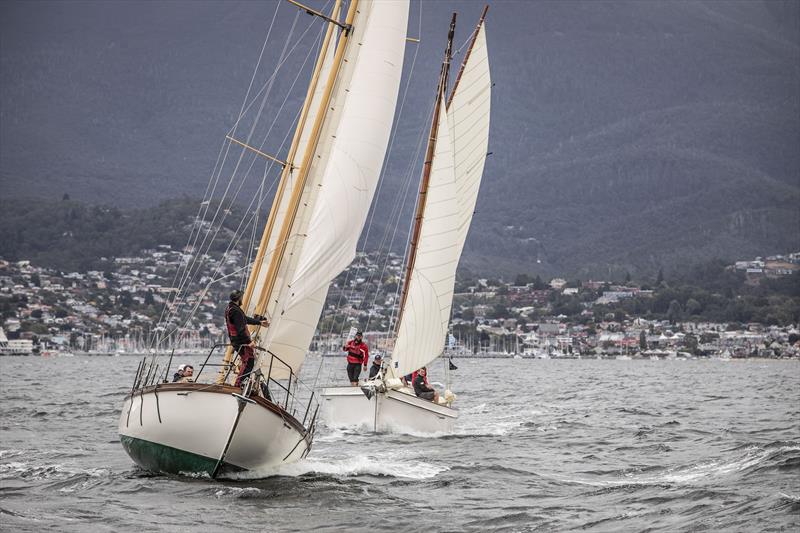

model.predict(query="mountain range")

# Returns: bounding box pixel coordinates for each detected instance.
[2,0,798,278]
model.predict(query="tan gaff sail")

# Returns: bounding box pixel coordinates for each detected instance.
[392,20,491,377]
[251,0,410,380]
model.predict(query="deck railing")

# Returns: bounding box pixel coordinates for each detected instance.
[130,344,319,434]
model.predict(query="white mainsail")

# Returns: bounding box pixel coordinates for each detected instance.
[256,0,410,379]
[392,20,491,377]
[448,22,491,257]
[392,98,457,376]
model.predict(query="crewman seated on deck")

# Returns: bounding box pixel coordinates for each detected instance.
[172,364,186,382]
[368,353,383,380]
[176,365,194,383]
[412,366,439,403]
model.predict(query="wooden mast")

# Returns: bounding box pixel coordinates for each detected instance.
[217,0,344,384]
[394,13,457,333]
[446,5,489,110]
[250,0,361,337]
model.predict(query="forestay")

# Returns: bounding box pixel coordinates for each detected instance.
[256,0,410,380]
[392,20,491,377]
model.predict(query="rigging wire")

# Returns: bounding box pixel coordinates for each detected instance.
[157,3,329,328]
[153,1,284,345]
[381,98,435,337]
[312,0,425,387]
[155,6,331,347]
[159,84,311,345]
[315,2,439,387]
[322,2,468,380]
[159,27,331,347]
[162,9,304,325]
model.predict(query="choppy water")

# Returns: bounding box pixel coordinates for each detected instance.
[1,355,798,532]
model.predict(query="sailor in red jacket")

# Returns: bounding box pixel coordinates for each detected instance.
[343,330,369,386]
[225,290,270,387]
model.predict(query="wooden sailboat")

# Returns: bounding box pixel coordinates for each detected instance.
[321,6,492,434]
[118,0,410,477]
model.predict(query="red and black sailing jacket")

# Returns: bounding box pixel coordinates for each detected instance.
[343,339,369,365]
[225,302,262,346]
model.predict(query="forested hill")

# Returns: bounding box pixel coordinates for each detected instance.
[0,198,240,272]
[1,1,798,277]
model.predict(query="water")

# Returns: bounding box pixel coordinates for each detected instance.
[1,356,798,532]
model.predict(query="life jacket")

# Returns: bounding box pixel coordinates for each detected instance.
[225,302,251,345]
[345,340,367,364]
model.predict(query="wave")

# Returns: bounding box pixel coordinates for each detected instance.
[232,455,448,481]
[212,486,263,499]
[744,444,800,476]
[562,444,800,488]
[618,407,659,416]
[319,410,531,440]
[0,460,111,489]
[448,417,528,438]
[0,450,24,460]
[613,443,673,453]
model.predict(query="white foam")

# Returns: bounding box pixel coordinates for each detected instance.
[233,454,448,481]
[460,403,488,414]
[633,453,763,484]
[0,460,110,481]
[453,410,531,437]
[0,449,24,459]
[564,445,784,487]
[213,486,262,498]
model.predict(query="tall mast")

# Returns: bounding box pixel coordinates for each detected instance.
[243,0,343,313]
[217,0,344,383]
[250,0,361,329]
[394,13,457,333]
[447,5,489,110]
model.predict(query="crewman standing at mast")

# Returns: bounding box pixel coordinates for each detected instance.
[343,330,369,386]
[225,290,270,387]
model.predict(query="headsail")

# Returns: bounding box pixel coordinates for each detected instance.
[255,0,410,379]
[392,12,491,377]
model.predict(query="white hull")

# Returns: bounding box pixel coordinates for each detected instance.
[118,383,312,477]
[320,385,457,434]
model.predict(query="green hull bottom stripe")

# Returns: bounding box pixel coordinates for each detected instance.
[120,435,245,477]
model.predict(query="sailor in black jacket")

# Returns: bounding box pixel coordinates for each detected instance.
[225,290,270,387]
[412,366,439,403]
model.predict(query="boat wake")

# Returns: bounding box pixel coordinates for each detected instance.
[232,454,448,481]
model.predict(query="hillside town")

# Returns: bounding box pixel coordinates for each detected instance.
[1,249,798,359]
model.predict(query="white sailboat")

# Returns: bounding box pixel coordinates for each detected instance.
[119,0,409,478]
[321,6,492,434]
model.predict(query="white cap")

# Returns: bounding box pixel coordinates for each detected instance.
[178,364,186,371]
